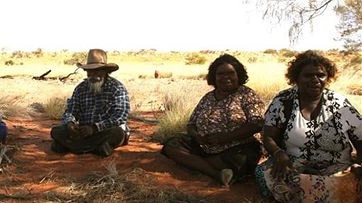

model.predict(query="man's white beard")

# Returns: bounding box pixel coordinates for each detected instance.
[88,77,104,94]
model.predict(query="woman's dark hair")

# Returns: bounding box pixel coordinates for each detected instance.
[207,54,248,87]
[286,50,338,85]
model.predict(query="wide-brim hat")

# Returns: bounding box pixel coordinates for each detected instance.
[76,49,119,72]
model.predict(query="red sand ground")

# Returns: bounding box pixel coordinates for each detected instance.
[0,113,266,203]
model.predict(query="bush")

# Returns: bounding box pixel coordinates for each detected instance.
[32,48,43,58]
[11,51,30,58]
[184,53,207,65]
[247,56,257,63]
[64,52,87,65]
[4,60,14,66]
[349,55,362,66]
[279,49,297,58]
[263,49,278,54]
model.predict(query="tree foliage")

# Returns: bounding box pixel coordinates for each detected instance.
[336,0,362,51]
[244,0,361,50]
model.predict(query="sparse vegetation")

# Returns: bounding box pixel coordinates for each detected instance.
[0,49,360,119]
[0,48,360,116]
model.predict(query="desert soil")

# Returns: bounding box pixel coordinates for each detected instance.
[0,112,267,203]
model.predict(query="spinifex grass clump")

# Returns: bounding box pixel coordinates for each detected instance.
[44,97,67,120]
[155,92,197,142]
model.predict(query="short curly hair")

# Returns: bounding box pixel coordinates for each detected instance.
[207,54,248,87]
[285,50,338,85]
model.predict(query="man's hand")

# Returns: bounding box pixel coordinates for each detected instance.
[67,122,80,139]
[79,125,96,137]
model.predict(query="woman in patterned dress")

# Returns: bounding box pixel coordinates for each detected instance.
[255,50,362,202]
[161,54,265,187]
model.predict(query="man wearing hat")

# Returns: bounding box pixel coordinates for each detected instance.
[50,49,130,157]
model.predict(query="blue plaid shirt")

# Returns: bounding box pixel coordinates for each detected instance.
[62,76,130,132]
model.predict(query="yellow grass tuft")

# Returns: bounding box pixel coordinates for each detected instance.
[44,97,67,120]
[154,91,198,142]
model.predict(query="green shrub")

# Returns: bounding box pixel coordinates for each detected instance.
[184,53,207,65]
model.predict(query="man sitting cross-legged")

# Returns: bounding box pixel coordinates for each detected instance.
[50,49,130,157]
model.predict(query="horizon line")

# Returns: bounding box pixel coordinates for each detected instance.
[0,47,347,53]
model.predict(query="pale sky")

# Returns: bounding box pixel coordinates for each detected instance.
[0,0,343,52]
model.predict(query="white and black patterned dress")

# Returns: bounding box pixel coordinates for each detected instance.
[255,87,362,202]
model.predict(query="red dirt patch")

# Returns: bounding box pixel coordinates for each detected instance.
[0,113,266,202]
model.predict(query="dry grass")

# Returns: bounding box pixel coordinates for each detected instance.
[0,95,30,118]
[42,162,214,203]
[44,97,67,120]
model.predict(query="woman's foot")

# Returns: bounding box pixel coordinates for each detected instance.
[220,168,233,187]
